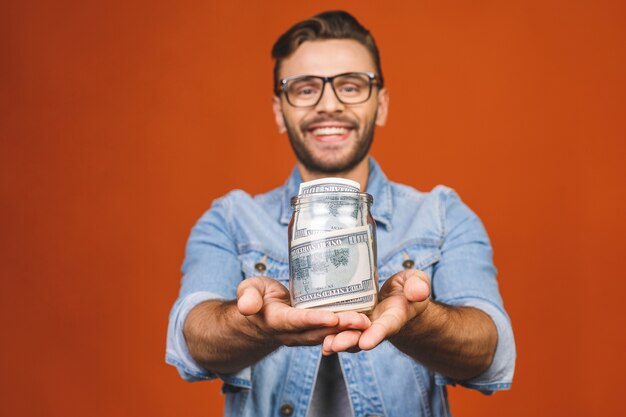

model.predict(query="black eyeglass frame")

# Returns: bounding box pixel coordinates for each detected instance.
[279,71,381,108]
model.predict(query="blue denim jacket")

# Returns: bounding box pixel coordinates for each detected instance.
[166,158,515,417]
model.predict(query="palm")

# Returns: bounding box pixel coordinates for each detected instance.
[237,276,371,347]
[323,270,430,353]
[371,274,426,322]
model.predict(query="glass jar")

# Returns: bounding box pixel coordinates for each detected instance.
[288,192,378,313]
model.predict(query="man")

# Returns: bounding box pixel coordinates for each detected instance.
[166,10,515,417]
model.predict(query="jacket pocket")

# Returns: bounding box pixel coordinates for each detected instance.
[238,249,290,285]
[378,242,441,284]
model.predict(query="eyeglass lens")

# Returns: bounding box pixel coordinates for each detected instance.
[285,73,372,107]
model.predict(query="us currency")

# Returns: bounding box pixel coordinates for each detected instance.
[307,293,376,313]
[294,178,362,240]
[289,225,376,309]
[298,177,360,195]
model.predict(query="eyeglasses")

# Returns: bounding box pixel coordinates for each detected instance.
[279,72,379,108]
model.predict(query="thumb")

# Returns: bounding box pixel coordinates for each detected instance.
[237,277,266,316]
[403,271,430,303]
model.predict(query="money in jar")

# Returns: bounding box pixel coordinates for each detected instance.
[288,178,379,313]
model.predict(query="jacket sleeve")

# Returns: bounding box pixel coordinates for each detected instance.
[165,194,252,388]
[431,186,516,394]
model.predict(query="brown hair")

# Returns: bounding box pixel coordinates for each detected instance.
[271,10,384,95]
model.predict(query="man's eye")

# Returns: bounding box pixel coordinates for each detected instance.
[297,87,318,96]
[339,84,360,94]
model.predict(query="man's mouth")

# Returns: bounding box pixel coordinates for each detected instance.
[306,125,354,143]
[313,126,349,135]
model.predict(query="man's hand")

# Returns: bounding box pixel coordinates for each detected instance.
[322,270,430,355]
[237,276,372,348]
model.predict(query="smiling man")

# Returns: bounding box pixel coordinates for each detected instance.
[166,10,515,417]
[273,39,387,181]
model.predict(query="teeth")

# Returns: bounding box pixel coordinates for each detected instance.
[312,127,349,136]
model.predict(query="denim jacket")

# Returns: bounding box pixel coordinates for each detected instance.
[166,158,515,417]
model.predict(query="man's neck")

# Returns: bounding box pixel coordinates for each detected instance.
[297,158,370,191]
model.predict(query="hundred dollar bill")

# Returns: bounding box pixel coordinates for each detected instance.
[298,177,360,195]
[307,294,377,313]
[289,225,376,309]
[293,195,363,239]
[294,178,363,240]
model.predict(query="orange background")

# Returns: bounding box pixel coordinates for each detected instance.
[1,0,625,416]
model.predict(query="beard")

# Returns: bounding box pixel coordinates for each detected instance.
[283,112,376,175]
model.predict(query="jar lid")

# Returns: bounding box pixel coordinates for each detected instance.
[290,191,373,208]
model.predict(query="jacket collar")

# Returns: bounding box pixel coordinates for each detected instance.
[279,157,393,230]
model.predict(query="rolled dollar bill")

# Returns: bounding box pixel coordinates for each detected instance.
[293,193,363,240]
[307,294,377,313]
[289,177,378,312]
[298,177,360,195]
[294,178,362,240]
[289,225,376,309]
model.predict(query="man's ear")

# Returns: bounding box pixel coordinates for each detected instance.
[272,95,287,133]
[375,88,389,127]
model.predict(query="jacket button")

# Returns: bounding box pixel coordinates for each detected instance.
[254,262,266,273]
[402,259,415,269]
[279,403,294,416]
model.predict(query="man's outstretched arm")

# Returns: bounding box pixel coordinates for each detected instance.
[323,270,498,381]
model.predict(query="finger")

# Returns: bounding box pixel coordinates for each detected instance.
[237,278,266,316]
[267,306,338,331]
[330,330,362,353]
[359,310,405,351]
[322,334,336,355]
[404,274,430,303]
[336,311,371,331]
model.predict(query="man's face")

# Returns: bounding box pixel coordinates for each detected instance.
[273,39,389,174]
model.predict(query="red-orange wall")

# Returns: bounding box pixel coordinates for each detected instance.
[1,1,625,416]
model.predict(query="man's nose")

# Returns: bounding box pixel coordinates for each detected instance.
[314,82,345,113]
